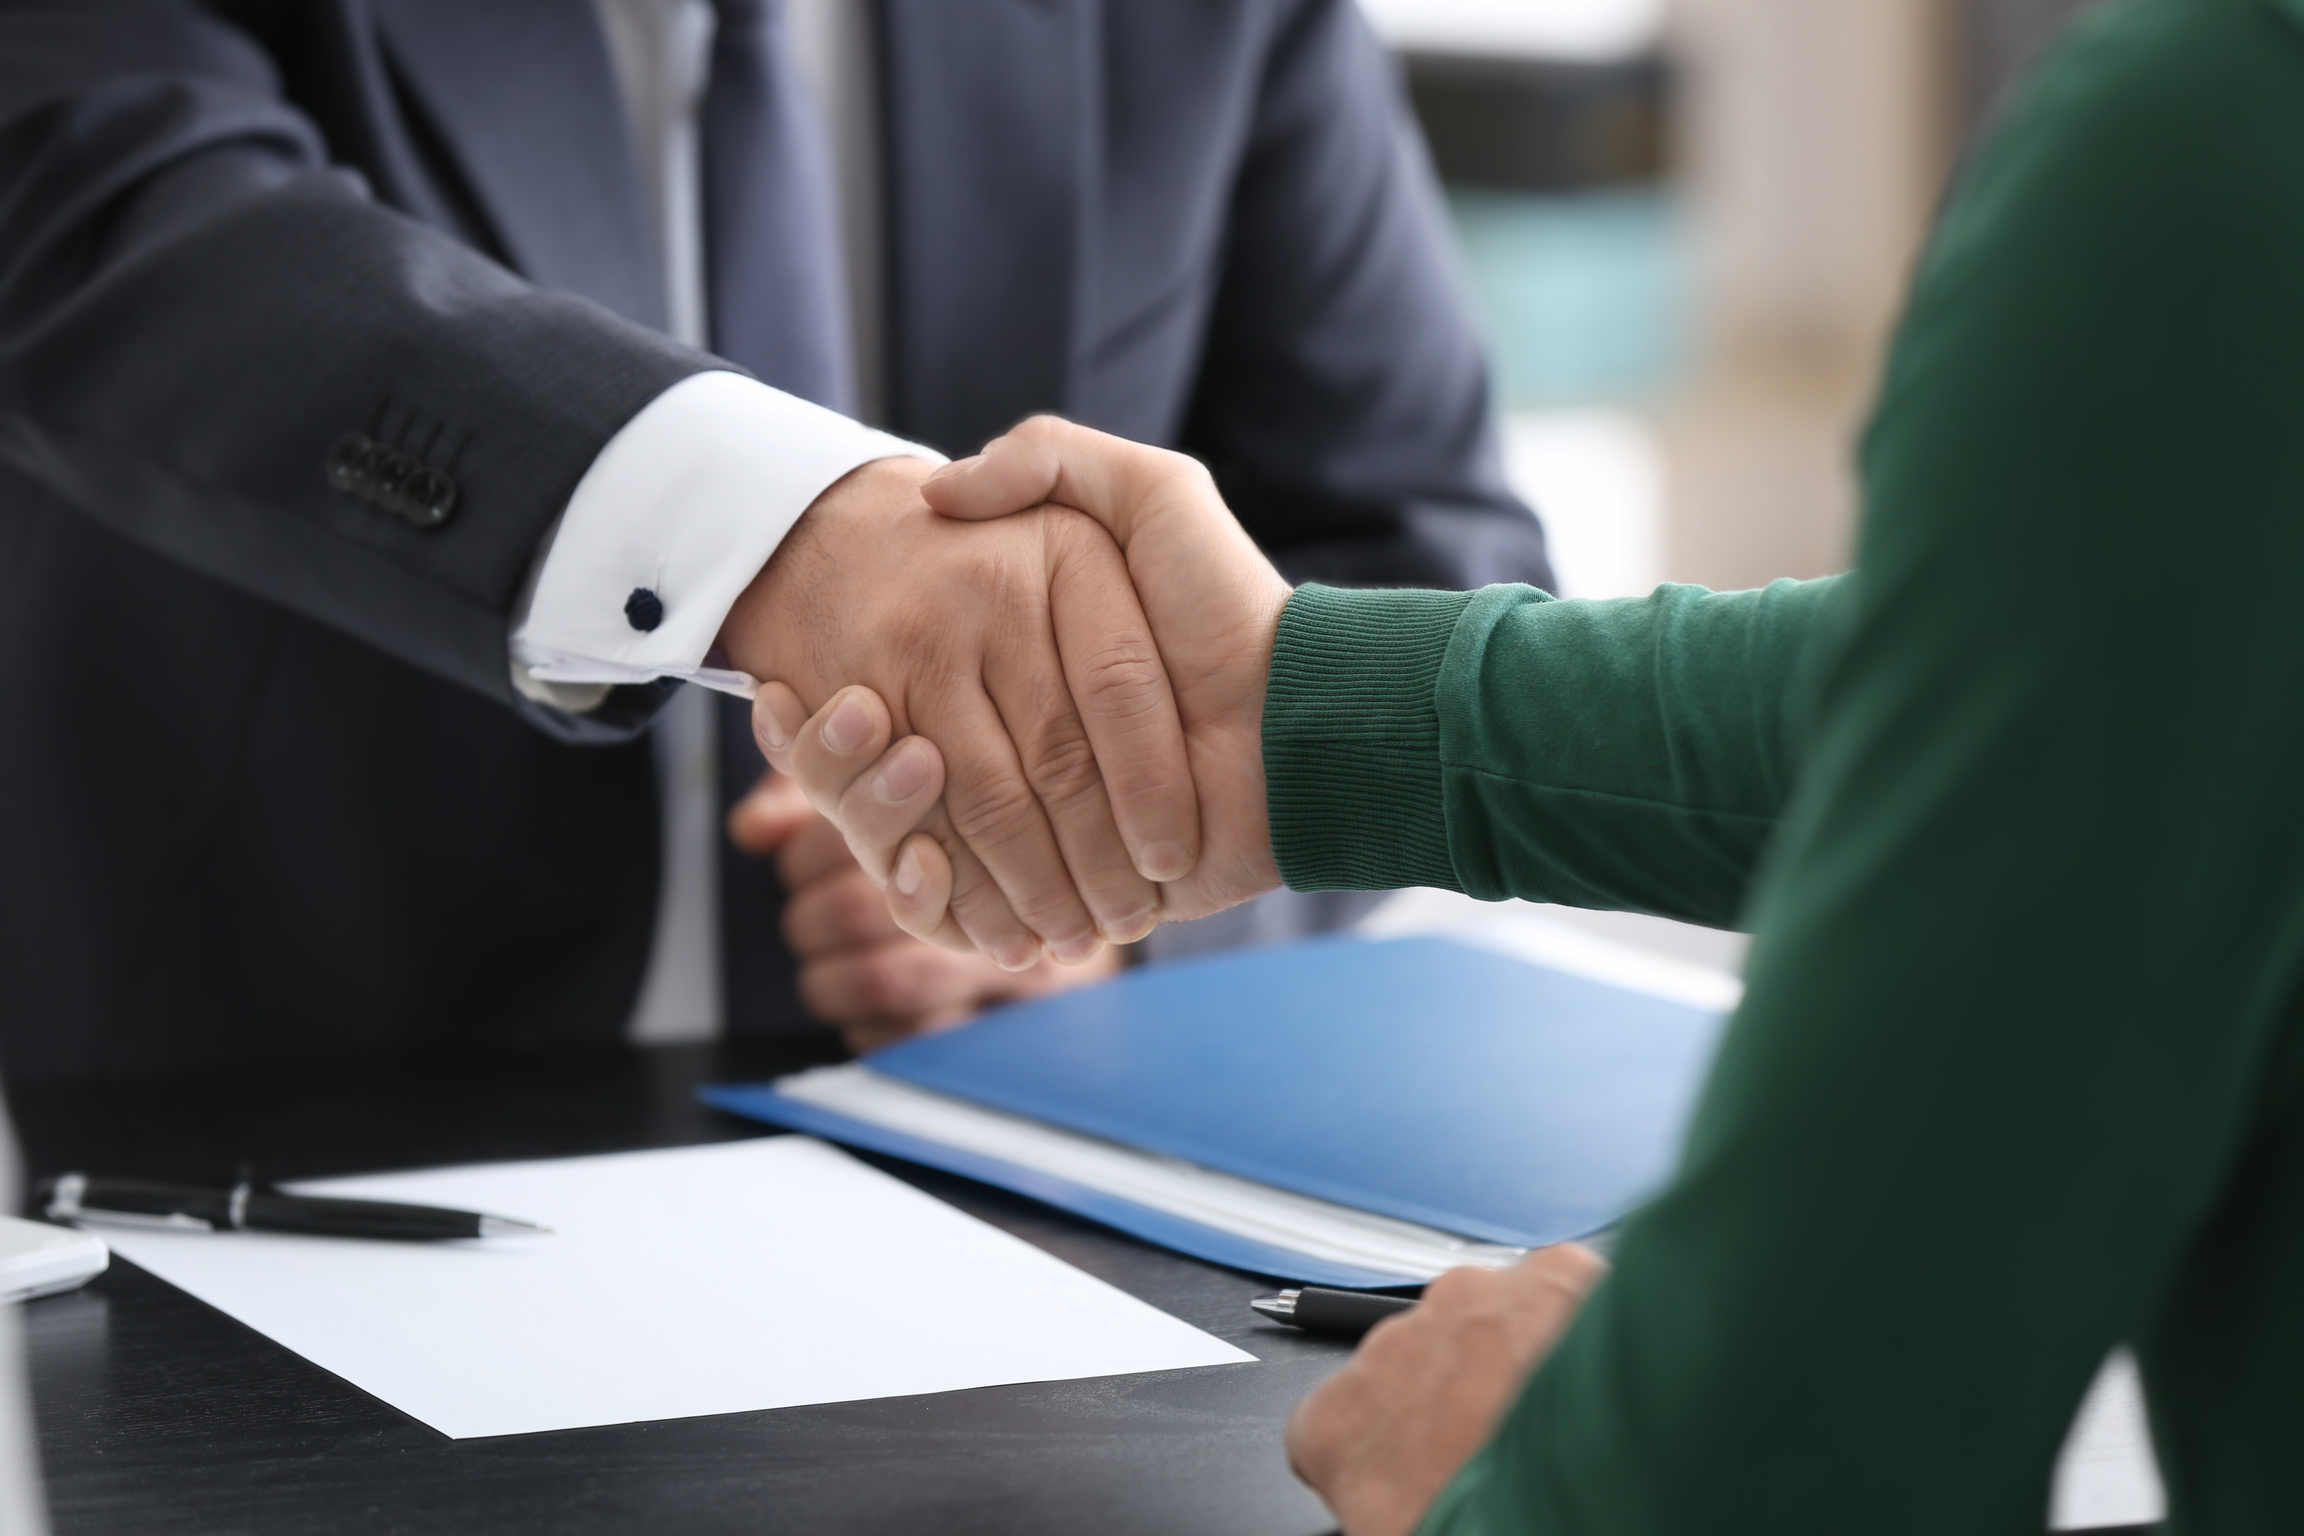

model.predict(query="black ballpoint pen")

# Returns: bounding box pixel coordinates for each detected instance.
[1249,1286,1417,1338]
[37,1173,551,1242]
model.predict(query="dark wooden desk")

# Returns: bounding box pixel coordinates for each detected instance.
[10,1039,2161,1536]
[10,1037,1349,1536]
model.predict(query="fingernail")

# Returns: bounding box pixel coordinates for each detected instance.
[872,742,931,803]
[822,695,872,755]
[755,699,797,754]
[1138,840,1191,882]
[1105,905,1157,945]
[925,455,982,483]
[1049,931,1102,966]
[991,937,1037,972]
[894,845,925,897]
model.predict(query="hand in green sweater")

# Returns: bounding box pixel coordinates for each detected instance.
[771,0,2304,1529]
[773,413,1843,952]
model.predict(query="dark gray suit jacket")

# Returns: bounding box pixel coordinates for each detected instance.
[0,0,1550,1082]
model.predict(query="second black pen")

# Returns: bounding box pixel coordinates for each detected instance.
[1248,1286,1418,1338]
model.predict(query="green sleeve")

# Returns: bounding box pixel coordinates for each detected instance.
[1412,0,2304,1530]
[1264,576,1842,929]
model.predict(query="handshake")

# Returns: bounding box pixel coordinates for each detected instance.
[716,417,1294,1034]
[720,427,1607,1536]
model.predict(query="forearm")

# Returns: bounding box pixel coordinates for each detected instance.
[1417,2,2304,1528]
[1262,576,1839,927]
[0,14,709,720]
[5,180,704,708]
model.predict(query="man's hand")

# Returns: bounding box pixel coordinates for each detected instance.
[1285,1246,1606,1536]
[719,456,1198,970]
[754,423,1294,953]
[727,770,1120,1053]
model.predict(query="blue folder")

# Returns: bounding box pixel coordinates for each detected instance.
[704,934,1730,1287]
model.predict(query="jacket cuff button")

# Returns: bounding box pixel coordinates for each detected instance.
[624,588,665,632]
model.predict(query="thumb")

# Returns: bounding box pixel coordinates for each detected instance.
[920,434,1060,523]
[922,416,1184,552]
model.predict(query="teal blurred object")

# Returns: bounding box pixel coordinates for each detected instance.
[1446,186,1690,406]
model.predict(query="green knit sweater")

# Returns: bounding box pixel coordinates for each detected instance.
[1262,0,2304,1529]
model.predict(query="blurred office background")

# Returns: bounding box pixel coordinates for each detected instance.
[1361,0,2095,601]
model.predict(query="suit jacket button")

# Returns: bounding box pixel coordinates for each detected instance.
[625,588,665,632]
[327,434,376,492]
[400,468,457,527]
[372,455,413,499]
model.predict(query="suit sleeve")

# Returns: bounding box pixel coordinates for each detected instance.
[1180,0,1554,595]
[0,0,714,740]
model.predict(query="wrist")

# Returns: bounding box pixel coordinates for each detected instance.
[1261,585,1475,893]
[717,455,940,683]
[1237,579,1292,892]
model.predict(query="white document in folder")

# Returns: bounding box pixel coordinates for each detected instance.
[96,1137,1252,1439]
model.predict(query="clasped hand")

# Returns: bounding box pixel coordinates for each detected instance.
[715,446,1217,973]
[746,419,1294,958]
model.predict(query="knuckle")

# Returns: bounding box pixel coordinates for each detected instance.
[945,773,1043,854]
[945,873,1018,939]
[938,834,1062,948]
[797,964,856,1023]
[1018,726,1104,809]
[935,527,1028,603]
[1044,505,1117,567]
[830,877,886,936]
[1352,1319,1416,1370]
[922,921,983,954]
[847,958,905,1017]
[951,541,1007,596]
[938,834,1000,904]
[1421,1266,1495,1311]
[972,870,1088,951]
[1074,643,1169,725]
[1034,503,1100,557]
[1014,899,1093,948]
[883,609,950,678]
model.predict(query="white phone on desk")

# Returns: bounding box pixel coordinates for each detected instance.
[0,1216,106,1304]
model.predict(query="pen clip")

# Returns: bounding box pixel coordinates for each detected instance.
[42,1174,216,1233]
[59,1208,217,1234]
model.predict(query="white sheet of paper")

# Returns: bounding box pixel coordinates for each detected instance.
[98,1137,1253,1439]
[2050,1352,2164,1531]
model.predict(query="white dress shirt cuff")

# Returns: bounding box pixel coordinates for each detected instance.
[510,369,941,708]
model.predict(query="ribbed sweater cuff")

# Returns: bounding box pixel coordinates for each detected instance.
[1262,584,1474,891]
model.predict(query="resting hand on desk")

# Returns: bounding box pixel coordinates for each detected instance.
[726,769,1119,1053]
[718,452,1199,971]
[1286,1246,1605,1536]
[752,419,1293,950]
